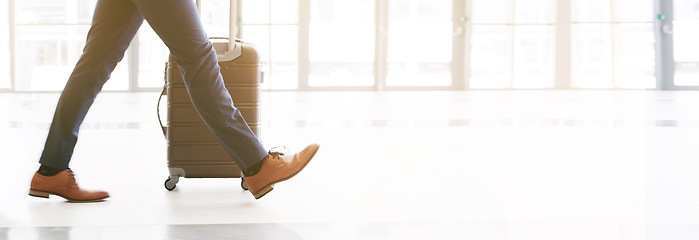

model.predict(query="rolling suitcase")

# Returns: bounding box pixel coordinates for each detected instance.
[158,0,261,191]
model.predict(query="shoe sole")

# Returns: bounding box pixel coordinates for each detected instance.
[29,189,108,203]
[250,148,319,199]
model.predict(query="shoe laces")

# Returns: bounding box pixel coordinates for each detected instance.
[66,169,79,188]
[268,146,289,160]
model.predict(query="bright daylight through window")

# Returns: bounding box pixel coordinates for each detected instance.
[309,0,375,87]
[1,1,11,89]
[241,0,300,90]
[13,0,128,91]
[1,0,666,91]
[386,0,453,87]
[470,0,556,89]
[571,0,655,88]
[673,0,699,86]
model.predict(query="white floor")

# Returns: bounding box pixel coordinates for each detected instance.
[1,90,698,239]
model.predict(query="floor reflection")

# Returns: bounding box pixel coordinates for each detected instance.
[3,224,305,240]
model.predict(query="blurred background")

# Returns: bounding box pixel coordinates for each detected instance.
[2,0,696,92]
[2,1,699,239]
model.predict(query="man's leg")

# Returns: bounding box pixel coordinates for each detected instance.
[39,0,145,170]
[30,0,144,202]
[132,0,319,199]
[130,0,267,171]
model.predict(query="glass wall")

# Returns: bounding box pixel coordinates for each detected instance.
[571,0,655,88]
[672,0,699,86]
[0,0,666,91]
[469,0,556,89]
[1,1,10,89]
[308,0,375,87]
[385,0,452,87]
[13,0,129,91]
[136,25,169,89]
[241,0,299,90]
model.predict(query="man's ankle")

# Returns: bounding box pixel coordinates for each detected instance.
[243,158,265,177]
[37,165,66,177]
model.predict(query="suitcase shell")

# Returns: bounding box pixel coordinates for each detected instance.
[164,40,261,189]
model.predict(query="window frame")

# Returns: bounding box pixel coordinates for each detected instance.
[1,0,665,92]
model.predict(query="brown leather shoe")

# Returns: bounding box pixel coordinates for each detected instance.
[29,169,109,203]
[243,144,320,199]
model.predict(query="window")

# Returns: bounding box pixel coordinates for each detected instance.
[1,0,666,91]
[571,0,655,88]
[469,0,556,89]
[136,24,169,89]
[241,0,299,90]
[1,1,10,89]
[672,0,699,86]
[308,0,375,87]
[13,0,128,91]
[385,0,453,87]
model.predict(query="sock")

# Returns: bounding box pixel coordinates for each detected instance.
[37,165,65,176]
[243,158,264,177]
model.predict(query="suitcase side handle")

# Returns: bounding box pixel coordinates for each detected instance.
[157,62,168,140]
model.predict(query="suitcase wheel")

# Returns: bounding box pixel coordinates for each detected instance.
[165,177,178,191]
[241,178,248,191]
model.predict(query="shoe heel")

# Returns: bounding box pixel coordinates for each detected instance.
[29,189,50,198]
[252,185,274,199]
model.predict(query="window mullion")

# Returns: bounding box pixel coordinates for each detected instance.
[9,0,16,91]
[129,32,139,91]
[655,0,671,90]
[610,0,618,88]
[298,0,310,90]
[374,0,388,91]
[452,0,467,90]
[555,0,572,89]
[267,0,272,89]
[509,0,515,88]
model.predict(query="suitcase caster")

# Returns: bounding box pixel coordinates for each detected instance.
[165,177,179,191]
[241,178,248,191]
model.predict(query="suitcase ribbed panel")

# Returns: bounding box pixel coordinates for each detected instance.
[170,104,259,123]
[168,85,260,104]
[168,123,261,143]
[169,144,232,161]
[166,42,261,178]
